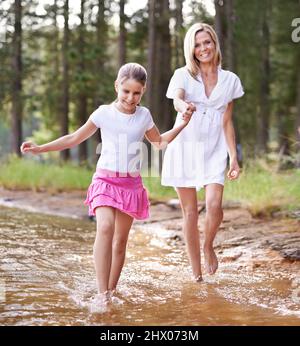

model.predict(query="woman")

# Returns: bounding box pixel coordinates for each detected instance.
[161,23,244,281]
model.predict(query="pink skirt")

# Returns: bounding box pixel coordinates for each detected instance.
[84,168,150,220]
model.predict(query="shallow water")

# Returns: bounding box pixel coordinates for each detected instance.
[0,206,299,326]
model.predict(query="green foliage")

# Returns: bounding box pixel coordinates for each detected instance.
[1,157,299,217]
[224,160,300,216]
[0,155,93,192]
[0,0,299,164]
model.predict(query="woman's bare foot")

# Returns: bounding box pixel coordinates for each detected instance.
[203,245,218,275]
[193,274,203,282]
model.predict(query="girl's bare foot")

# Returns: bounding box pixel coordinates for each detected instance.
[90,291,111,313]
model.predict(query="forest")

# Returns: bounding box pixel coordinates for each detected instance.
[0,0,299,168]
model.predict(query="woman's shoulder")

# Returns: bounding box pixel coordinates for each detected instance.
[220,68,241,82]
[173,66,189,76]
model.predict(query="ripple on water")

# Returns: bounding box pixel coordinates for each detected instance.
[1,206,300,325]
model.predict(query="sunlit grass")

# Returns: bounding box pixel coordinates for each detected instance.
[0,155,93,192]
[0,156,299,215]
[223,162,300,216]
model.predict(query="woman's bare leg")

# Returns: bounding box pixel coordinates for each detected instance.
[176,187,202,280]
[108,210,133,291]
[203,183,224,275]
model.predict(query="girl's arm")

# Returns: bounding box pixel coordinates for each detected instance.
[21,119,98,154]
[223,101,240,180]
[145,109,193,150]
[145,88,196,150]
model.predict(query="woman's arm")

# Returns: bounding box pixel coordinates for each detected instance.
[223,101,240,180]
[173,88,196,114]
[21,119,98,154]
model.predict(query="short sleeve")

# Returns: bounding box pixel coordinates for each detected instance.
[166,68,187,99]
[89,106,104,128]
[231,75,244,100]
[145,109,155,131]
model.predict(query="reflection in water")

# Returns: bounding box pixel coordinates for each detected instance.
[0,206,299,325]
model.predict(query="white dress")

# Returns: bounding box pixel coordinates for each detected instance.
[161,66,244,190]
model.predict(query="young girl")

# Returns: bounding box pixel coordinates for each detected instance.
[161,23,244,281]
[21,62,194,308]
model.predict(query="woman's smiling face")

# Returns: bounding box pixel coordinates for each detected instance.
[193,30,216,65]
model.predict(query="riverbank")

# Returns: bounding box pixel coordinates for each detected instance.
[0,186,299,265]
[1,157,300,217]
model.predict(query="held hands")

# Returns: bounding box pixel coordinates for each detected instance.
[227,159,240,180]
[20,141,41,155]
[181,102,196,125]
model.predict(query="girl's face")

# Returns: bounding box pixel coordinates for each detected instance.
[194,31,216,65]
[115,78,145,114]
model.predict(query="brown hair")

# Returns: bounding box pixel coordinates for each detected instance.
[184,23,222,78]
[117,63,147,86]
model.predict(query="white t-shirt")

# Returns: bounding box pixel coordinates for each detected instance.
[90,103,155,173]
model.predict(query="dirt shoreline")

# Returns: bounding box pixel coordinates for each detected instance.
[0,186,299,270]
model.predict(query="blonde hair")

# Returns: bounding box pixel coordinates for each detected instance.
[116,62,147,86]
[184,23,222,78]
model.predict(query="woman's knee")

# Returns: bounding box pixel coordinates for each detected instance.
[206,201,223,216]
[182,207,198,222]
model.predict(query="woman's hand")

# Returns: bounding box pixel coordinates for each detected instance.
[227,158,240,180]
[20,141,41,155]
[182,102,196,124]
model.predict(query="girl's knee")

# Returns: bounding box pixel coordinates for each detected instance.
[97,221,114,237]
[113,237,128,255]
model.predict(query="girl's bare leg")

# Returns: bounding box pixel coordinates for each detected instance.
[108,210,133,291]
[94,207,116,294]
[203,183,224,275]
[176,187,202,280]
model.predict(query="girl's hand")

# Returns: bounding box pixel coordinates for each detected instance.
[227,159,240,180]
[20,141,41,154]
[182,102,196,124]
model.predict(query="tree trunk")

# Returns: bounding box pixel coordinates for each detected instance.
[160,0,173,131]
[174,0,184,68]
[119,0,126,67]
[78,0,88,163]
[146,0,156,110]
[225,0,235,71]
[295,46,300,167]
[53,0,59,83]
[147,0,172,131]
[90,0,106,165]
[96,0,106,88]
[214,0,226,60]
[224,0,242,164]
[11,0,22,156]
[256,0,270,155]
[60,0,70,161]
